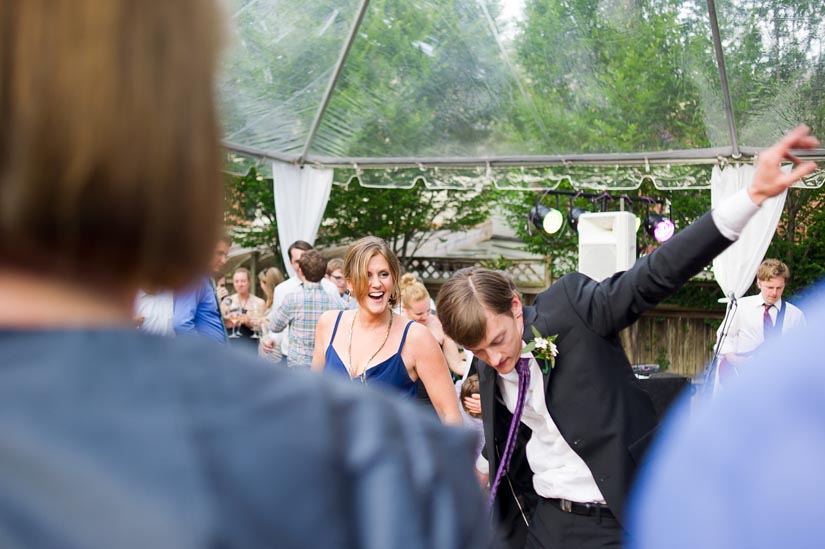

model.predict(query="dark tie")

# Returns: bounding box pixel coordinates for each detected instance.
[488,357,531,508]
[763,303,775,339]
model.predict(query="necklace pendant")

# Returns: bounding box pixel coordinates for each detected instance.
[358,372,367,385]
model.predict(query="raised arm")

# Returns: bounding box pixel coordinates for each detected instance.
[559,125,820,338]
[748,125,819,205]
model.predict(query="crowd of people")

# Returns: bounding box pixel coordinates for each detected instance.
[1,1,821,547]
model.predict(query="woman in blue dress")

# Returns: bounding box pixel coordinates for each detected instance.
[312,237,462,425]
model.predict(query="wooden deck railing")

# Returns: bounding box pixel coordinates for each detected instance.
[407,256,549,290]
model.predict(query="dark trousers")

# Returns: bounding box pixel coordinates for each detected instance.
[525,498,624,549]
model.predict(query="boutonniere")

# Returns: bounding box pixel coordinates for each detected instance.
[522,326,559,374]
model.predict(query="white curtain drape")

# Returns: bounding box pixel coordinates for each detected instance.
[705,164,788,394]
[272,162,334,278]
[711,164,788,299]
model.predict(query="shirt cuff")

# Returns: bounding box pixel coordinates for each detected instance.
[711,189,760,241]
[475,453,488,474]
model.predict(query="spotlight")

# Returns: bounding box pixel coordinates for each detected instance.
[644,214,675,242]
[530,204,564,234]
[568,207,587,231]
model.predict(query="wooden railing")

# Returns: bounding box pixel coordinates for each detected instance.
[407,256,549,291]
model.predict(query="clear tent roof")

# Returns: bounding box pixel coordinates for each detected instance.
[219,0,825,189]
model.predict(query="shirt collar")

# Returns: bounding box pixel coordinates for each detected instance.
[499,352,536,382]
[761,297,782,309]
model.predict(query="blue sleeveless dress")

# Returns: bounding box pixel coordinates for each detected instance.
[324,311,418,397]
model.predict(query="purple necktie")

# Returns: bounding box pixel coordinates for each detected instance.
[488,357,531,508]
[763,303,774,339]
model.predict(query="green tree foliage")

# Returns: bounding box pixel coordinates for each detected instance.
[508,0,711,153]
[317,181,496,268]
[224,168,284,271]
[316,0,512,157]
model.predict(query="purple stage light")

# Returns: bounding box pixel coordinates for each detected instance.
[644,214,675,242]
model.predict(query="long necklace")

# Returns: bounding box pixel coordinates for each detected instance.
[347,309,393,384]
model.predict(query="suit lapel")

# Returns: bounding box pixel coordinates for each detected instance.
[522,305,552,392]
[477,359,499,474]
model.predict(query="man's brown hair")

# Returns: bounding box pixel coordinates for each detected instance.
[460,374,481,419]
[298,250,328,284]
[436,267,517,348]
[756,258,790,282]
[0,0,225,290]
[233,267,251,282]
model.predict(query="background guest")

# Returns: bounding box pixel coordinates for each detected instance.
[271,240,343,361]
[269,250,340,369]
[312,237,463,425]
[173,234,231,344]
[716,258,806,383]
[222,267,265,350]
[134,289,174,336]
[399,273,465,414]
[259,266,285,314]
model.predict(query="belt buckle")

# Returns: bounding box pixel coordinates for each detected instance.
[559,499,573,513]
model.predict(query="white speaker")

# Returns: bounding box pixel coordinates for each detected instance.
[577,212,637,281]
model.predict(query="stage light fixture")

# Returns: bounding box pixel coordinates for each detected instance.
[530,204,564,235]
[644,214,675,242]
[568,207,587,231]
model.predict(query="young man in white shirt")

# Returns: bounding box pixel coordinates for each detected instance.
[436,127,820,548]
[717,258,806,381]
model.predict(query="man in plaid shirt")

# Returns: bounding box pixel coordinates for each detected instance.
[270,250,341,368]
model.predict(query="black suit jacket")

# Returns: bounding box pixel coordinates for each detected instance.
[479,212,732,536]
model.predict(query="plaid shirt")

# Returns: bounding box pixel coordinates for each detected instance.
[270,281,340,368]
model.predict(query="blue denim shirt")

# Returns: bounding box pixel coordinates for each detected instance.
[173,277,227,344]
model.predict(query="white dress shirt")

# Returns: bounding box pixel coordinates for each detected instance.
[497,353,606,503]
[134,290,175,336]
[718,295,806,356]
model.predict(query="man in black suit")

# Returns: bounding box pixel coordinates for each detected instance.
[436,126,820,548]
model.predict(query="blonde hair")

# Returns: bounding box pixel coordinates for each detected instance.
[757,258,790,281]
[436,267,517,347]
[344,237,401,306]
[0,0,225,290]
[260,267,285,311]
[399,273,430,309]
[326,257,344,275]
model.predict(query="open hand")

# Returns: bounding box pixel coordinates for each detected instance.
[749,125,820,206]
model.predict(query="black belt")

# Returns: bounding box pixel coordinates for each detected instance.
[546,498,613,518]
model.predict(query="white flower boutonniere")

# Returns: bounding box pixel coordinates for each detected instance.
[522,325,559,374]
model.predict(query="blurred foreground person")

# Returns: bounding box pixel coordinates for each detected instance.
[436,127,819,547]
[629,285,825,549]
[0,2,488,547]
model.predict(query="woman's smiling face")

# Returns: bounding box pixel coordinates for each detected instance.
[356,254,393,314]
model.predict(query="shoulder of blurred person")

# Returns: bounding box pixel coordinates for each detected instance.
[628,286,825,549]
[0,329,490,547]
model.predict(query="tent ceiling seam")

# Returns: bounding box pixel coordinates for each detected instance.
[298,0,372,165]
[706,0,741,158]
[224,141,825,169]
